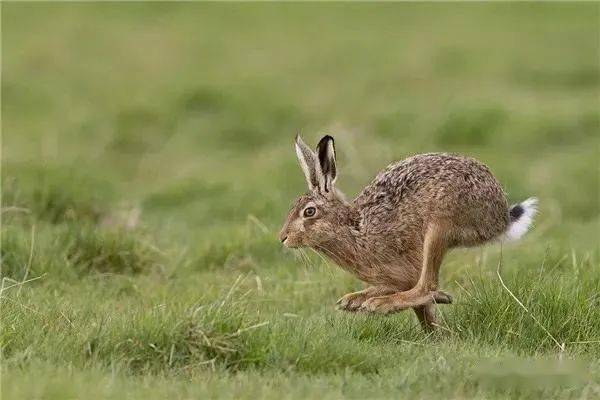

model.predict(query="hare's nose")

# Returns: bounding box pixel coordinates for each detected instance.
[280,236,288,243]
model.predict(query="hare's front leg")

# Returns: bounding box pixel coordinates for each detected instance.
[360,223,453,314]
[414,304,438,331]
[336,286,395,312]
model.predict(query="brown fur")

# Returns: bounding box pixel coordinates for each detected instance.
[280,136,534,330]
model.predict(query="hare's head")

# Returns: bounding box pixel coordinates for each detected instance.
[279,135,354,249]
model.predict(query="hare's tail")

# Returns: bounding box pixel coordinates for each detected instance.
[505,197,538,241]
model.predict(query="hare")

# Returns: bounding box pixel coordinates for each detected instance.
[279,135,538,330]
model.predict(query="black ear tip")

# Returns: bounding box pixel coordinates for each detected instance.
[317,135,334,148]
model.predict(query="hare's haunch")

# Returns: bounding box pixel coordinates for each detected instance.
[279,135,537,330]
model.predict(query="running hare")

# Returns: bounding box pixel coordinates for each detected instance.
[279,135,537,330]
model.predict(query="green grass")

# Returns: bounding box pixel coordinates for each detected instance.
[2,3,599,399]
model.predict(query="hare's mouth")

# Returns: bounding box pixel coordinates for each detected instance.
[282,237,301,248]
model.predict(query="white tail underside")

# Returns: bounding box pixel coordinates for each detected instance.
[505,197,538,241]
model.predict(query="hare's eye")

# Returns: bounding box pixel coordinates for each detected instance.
[303,207,316,218]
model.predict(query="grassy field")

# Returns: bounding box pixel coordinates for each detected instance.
[1,3,599,399]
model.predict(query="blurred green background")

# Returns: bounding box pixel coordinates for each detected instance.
[1,3,599,399]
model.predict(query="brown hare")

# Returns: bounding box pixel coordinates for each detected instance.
[279,135,538,330]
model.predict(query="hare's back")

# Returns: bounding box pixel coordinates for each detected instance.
[355,153,510,238]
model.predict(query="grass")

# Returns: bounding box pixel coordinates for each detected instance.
[1,2,599,399]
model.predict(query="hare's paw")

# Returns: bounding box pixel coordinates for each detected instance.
[359,294,412,314]
[336,291,369,312]
[360,290,453,314]
[432,290,453,304]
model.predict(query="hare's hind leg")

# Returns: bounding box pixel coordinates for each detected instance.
[360,223,452,314]
[359,289,452,314]
[337,286,395,311]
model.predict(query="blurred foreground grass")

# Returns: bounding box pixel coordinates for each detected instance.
[1,3,599,399]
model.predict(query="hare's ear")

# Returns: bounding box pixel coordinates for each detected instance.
[316,135,337,193]
[295,134,321,191]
